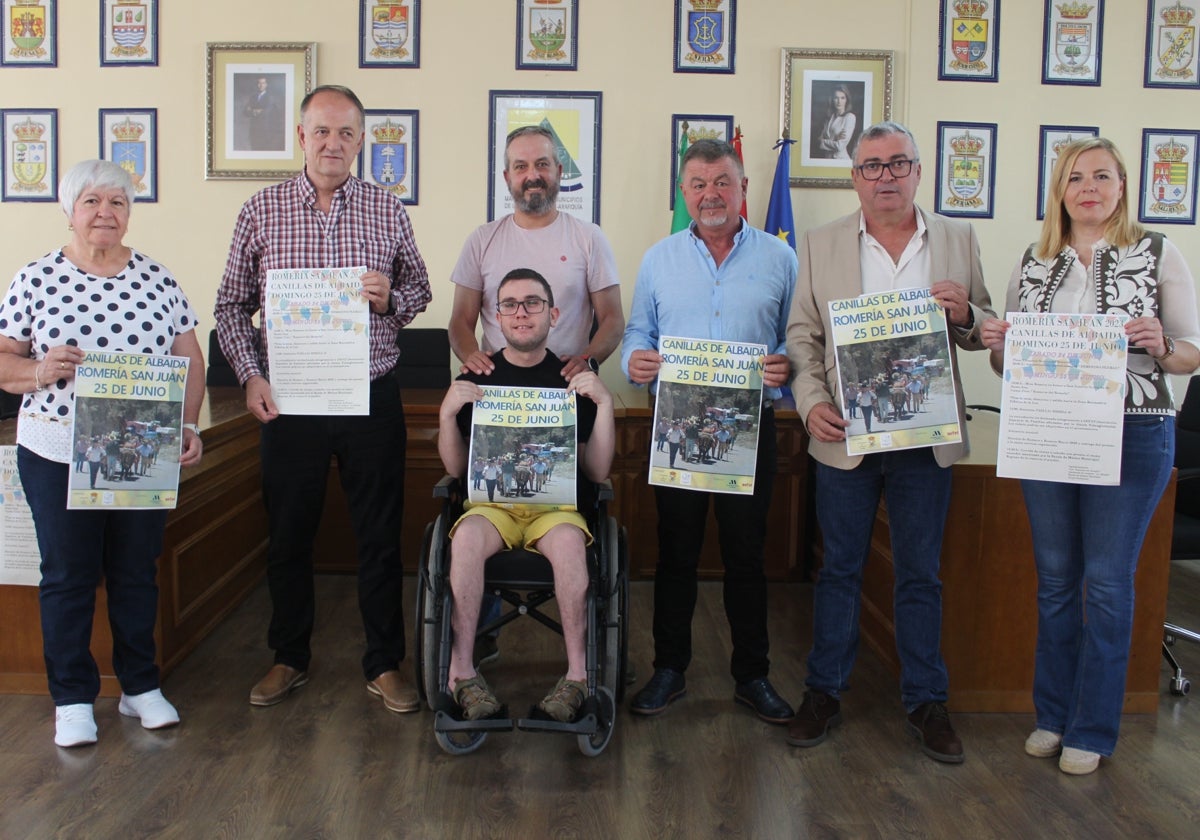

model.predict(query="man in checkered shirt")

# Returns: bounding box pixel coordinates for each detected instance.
[215,85,431,715]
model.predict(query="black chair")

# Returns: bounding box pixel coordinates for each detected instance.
[0,388,20,420]
[395,328,451,390]
[1164,375,1200,696]
[205,329,240,387]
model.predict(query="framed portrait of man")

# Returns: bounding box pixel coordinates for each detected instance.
[205,42,314,180]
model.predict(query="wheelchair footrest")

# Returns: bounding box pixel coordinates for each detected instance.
[433,708,515,733]
[515,696,602,735]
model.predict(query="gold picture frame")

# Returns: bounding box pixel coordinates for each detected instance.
[780,48,893,189]
[205,42,315,180]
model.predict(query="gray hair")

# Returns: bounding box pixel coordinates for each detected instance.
[854,121,921,164]
[680,138,744,179]
[59,160,135,217]
[504,125,559,169]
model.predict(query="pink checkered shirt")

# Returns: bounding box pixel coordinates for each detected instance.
[214,172,431,384]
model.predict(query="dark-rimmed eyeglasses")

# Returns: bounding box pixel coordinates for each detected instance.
[497,297,548,316]
[855,158,918,180]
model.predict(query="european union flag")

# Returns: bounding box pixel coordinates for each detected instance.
[764,137,796,250]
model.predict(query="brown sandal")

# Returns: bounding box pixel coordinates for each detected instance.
[539,677,587,722]
[452,675,501,721]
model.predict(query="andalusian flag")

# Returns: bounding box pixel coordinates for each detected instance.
[764,137,796,250]
[732,125,748,219]
[671,122,692,234]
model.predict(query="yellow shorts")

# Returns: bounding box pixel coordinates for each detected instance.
[450,504,592,553]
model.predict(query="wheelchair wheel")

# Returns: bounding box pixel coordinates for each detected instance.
[577,686,616,757]
[413,522,434,703]
[600,519,630,704]
[416,515,448,704]
[435,728,488,756]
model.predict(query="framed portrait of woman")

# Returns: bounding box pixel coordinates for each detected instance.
[780,48,893,188]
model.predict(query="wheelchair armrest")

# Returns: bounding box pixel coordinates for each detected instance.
[434,474,461,498]
[596,479,614,503]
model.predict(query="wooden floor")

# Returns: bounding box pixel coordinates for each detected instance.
[2,562,1200,840]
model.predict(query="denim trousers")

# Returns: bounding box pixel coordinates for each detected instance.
[18,446,168,705]
[650,408,777,684]
[1021,415,1174,756]
[260,374,407,680]
[808,447,952,710]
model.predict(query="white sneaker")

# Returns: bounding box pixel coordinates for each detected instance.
[1024,728,1063,758]
[118,689,180,730]
[55,704,98,748]
[1059,746,1101,775]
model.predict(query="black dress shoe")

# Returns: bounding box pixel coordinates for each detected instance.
[734,677,795,724]
[630,668,686,715]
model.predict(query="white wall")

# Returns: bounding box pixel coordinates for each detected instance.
[3,1,1197,407]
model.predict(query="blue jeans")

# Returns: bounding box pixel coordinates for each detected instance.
[808,447,952,710]
[1022,415,1174,756]
[18,446,168,705]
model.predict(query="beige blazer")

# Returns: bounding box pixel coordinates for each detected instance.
[786,208,996,470]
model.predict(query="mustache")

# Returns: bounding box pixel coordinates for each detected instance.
[522,179,549,191]
[699,200,726,210]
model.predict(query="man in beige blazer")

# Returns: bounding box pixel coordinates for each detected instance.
[785,122,995,764]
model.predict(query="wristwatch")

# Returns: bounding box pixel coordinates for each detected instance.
[1154,336,1176,361]
[182,423,202,437]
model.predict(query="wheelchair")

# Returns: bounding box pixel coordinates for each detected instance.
[413,475,629,756]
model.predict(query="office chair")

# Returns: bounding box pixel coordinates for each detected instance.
[1164,375,1200,696]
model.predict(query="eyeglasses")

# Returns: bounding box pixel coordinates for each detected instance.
[497,297,548,316]
[855,158,918,180]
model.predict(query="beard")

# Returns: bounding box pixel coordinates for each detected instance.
[697,201,728,227]
[511,178,560,215]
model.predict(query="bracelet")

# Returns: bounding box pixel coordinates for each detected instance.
[33,361,44,392]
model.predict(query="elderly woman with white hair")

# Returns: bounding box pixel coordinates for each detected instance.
[0,160,205,748]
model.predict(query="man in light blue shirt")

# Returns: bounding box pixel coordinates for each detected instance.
[621,139,798,725]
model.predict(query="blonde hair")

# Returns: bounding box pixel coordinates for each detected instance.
[1036,137,1143,260]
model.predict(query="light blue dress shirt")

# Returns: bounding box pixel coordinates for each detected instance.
[621,221,798,399]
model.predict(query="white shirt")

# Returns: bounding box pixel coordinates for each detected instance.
[858,209,931,295]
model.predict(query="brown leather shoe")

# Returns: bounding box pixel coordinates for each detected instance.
[786,690,841,747]
[367,670,420,713]
[249,664,308,707]
[906,702,964,764]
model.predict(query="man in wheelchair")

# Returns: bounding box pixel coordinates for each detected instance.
[436,268,615,723]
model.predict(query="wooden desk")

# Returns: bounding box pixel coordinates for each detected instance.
[0,388,268,696]
[849,410,1173,714]
[311,391,814,582]
[614,400,812,581]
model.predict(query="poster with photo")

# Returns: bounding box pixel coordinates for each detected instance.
[69,350,189,510]
[467,385,578,511]
[829,288,962,456]
[649,336,764,495]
